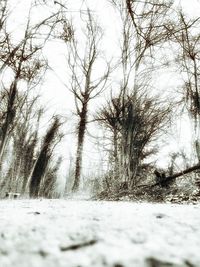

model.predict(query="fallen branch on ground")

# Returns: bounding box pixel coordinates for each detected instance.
[139,163,200,188]
[60,240,98,251]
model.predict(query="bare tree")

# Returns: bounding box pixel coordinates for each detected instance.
[94,0,172,191]
[168,11,200,162]
[66,10,110,192]
[40,156,63,198]
[10,97,43,194]
[0,88,45,197]
[97,91,170,189]
[0,1,72,197]
[111,0,173,71]
[29,116,62,198]
[0,1,62,163]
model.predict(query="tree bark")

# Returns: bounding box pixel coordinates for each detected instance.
[0,82,17,164]
[29,152,48,198]
[72,102,88,192]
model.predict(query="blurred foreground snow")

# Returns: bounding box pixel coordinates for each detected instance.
[0,199,200,267]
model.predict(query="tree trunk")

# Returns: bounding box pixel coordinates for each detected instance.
[0,82,17,164]
[29,117,60,198]
[72,102,88,192]
[29,151,49,198]
[113,128,119,180]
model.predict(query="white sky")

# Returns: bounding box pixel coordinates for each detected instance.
[2,0,200,186]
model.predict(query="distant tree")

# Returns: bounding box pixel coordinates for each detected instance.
[66,10,110,192]
[0,0,72,197]
[0,0,64,164]
[0,91,43,196]
[20,107,43,194]
[29,116,62,198]
[168,11,200,163]
[40,156,63,198]
[110,0,173,70]
[10,99,43,194]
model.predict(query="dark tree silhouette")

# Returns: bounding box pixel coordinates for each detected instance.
[29,117,61,198]
[97,92,170,189]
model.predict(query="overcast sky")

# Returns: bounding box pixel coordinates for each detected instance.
[4,0,200,188]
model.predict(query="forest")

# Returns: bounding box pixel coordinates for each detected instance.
[0,0,200,203]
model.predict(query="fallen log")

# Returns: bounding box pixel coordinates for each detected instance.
[93,164,200,200]
[139,163,200,188]
[157,163,200,186]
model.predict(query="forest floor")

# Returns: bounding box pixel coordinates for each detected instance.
[0,199,200,267]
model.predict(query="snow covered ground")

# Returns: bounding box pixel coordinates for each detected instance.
[0,199,200,267]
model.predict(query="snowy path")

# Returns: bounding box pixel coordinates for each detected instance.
[0,200,200,267]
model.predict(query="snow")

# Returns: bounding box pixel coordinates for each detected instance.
[0,199,200,267]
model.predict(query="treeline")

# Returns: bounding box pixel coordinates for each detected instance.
[0,0,200,200]
[0,0,70,198]
[67,0,200,199]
